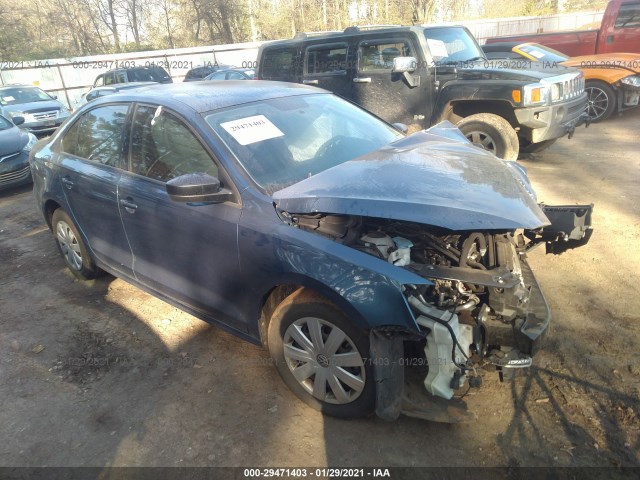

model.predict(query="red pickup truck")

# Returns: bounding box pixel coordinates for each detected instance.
[485,0,640,56]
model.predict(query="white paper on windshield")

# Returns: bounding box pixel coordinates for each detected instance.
[2,96,15,102]
[528,49,545,59]
[220,115,284,145]
[427,39,449,58]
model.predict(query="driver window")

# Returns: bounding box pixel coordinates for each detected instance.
[129,105,218,182]
[359,40,412,72]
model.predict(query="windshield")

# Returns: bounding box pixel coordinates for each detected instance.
[424,27,485,63]
[0,115,13,130]
[0,87,52,105]
[515,43,569,62]
[205,94,403,194]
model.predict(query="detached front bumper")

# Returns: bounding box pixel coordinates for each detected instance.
[515,93,589,143]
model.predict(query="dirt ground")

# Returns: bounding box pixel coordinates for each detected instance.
[1,109,639,469]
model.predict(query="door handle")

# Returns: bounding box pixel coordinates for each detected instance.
[119,197,138,213]
[353,77,371,83]
[302,79,319,85]
[61,176,74,189]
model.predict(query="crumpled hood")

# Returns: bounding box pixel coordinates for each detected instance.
[273,123,550,231]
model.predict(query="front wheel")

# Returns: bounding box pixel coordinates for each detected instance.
[457,113,519,161]
[267,291,375,418]
[51,209,101,280]
[585,80,616,122]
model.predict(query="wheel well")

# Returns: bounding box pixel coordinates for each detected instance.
[44,200,62,229]
[449,101,519,129]
[258,284,340,346]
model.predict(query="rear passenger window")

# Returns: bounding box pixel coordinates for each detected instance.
[61,104,128,167]
[306,44,347,75]
[129,105,218,182]
[260,48,297,80]
[615,2,640,28]
[359,40,413,72]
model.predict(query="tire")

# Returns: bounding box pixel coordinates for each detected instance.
[519,138,557,155]
[457,113,519,161]
[585,80,616,122]
[267,290,375,418]
[51,209,101,280]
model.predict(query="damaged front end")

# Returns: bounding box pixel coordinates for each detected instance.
[273,124,593,422]
[279,209,593,422]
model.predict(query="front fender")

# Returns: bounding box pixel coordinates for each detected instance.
[239,222,431,338]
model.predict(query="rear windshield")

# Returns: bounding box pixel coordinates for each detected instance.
[128,67,171,82]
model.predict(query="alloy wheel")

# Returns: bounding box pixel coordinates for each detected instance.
[465,130,497,154]
[585,86,610,121]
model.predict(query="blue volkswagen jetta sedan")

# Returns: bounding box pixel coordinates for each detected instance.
[30,82,592,421]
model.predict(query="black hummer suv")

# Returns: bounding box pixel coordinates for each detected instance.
[256,25,590,160]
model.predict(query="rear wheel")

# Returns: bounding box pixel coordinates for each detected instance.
[457,113,519,161]
[585,81,616,122]
[267,291,375,418]
[51,209,101,280]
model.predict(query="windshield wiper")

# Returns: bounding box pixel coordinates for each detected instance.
[465,56,485,62]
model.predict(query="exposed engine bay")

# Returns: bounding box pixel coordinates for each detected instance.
[290,212,582,401]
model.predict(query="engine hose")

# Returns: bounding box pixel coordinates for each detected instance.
[408,295,469,367]
[454,295,480,312]
[460,232,487,268]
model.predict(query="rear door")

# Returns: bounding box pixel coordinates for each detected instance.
[302,42,352,99]
[56,103,133,274]
[351,35,428,129]
[601,1,640,53]
[117,104,245,329]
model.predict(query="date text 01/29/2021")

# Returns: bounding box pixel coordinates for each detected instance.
[243,468,391,478]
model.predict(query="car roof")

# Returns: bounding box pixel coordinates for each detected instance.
[93,81,325,113]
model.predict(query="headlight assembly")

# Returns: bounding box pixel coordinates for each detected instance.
[523,83,548,106]
[621,75,640,87]
[22,133,37,152]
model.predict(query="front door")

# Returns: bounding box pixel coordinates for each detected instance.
[117,104,245,329]
[351,36,429,129]
[56,103,133,275]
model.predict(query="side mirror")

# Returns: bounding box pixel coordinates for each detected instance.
[392,123,408,134]
[12,116,25,126]
[392,56,417,73]
[166,172,233,204]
